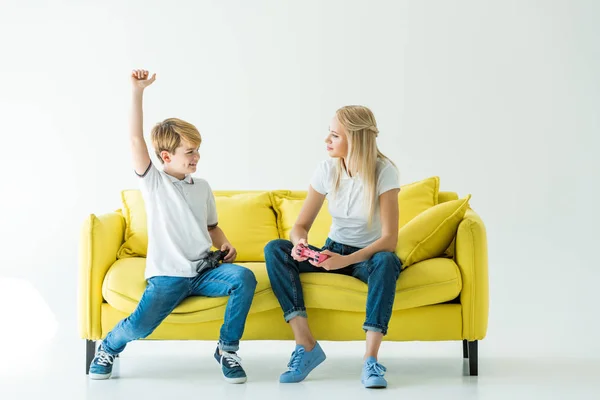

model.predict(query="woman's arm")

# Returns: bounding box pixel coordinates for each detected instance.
[317,189,399,270]
[289,186,326,262]
[290,186,326,246]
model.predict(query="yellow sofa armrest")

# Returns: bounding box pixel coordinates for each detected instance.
[454,209,489,340]
[78,212,125,340]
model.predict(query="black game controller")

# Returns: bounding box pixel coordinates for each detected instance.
[196,249,229,274]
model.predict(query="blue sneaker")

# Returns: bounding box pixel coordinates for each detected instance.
[280,342,326,383]
[89,344,117,380]
[361,356,387,388]
[214,346,247,384]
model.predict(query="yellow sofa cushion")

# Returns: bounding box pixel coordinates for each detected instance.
[102,257,461,322]
[210,192,279,261]
[398,176,440,227]
[269,177,440,247]
[397,196,471,267]
[117,190,148,259]
[102,258,275,318]
[270,192,332,247]
[117,190,279,262]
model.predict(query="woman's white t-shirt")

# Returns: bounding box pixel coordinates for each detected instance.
[309,158,400,248]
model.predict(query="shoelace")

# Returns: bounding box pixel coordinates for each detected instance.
[365,361,387,377]
[95,350,115,367]
[221,351,242,368]
[287,348,306,372]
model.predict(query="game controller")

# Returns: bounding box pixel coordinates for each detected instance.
[298,246,330,264]
[196,249,229,274]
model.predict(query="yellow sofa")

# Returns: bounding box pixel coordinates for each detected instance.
[78,177,488,376]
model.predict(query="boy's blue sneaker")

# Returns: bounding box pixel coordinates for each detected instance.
[280,342,326,383]
[214,346,247,384]
[361,356,387,388]
[89,344,116,380]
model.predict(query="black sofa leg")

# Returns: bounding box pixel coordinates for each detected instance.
[466,340,478,376]
[462,339,469,358]
[86,340,96,375]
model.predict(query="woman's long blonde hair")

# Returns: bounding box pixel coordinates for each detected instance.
[332,105,396,224]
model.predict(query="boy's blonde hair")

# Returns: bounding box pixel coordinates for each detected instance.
[332,105,397,225]
[151,118,201,163]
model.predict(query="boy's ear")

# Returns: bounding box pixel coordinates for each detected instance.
[160,150,171,164]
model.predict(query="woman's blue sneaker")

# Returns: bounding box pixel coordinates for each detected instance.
[280,342,326,383]
[214,346,247,384]
[361,356,387,388]
[89,344,116,380]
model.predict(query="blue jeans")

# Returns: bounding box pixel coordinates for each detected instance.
[264,238,401,335]
[102,264,257,354]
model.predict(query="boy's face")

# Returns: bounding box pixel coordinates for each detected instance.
[161,140,200,176]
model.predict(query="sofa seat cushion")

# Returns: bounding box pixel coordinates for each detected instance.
[102,257,461,317]
[102,258,273,315]
[299,257,462,311]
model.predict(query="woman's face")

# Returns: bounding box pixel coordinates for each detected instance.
[325,116,348,158]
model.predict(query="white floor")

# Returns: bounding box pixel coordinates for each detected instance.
[1,339,598,400]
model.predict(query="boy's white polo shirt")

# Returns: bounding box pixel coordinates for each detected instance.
[137,162,217,280]
[310,157,400,248]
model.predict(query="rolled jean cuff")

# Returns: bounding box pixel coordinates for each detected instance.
[363,323,387,336]
[218,340,240,352]
[284,308,308,323]
[100,340,120,356]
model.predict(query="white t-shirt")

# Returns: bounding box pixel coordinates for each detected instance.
[137,163,217,279]
[310,158,400,248]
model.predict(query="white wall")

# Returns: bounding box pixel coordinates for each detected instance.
[1,0,598,358]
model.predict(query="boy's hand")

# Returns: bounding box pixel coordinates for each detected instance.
[131,69,156,91]
[221,243,237,263]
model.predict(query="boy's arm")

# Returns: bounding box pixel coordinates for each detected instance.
[130,69,156,175]
[208,226,237,263]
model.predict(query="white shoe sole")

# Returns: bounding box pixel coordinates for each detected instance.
[224,376,247,384]
[89,372,112,380]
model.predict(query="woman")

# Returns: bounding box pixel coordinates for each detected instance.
[264,105,402,388]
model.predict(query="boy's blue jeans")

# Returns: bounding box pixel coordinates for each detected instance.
[101,264,257,355]
[264,238,402,335]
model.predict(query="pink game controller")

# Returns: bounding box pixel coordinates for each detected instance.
[298,246,330,264]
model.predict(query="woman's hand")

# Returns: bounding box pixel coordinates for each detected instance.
[291,238,309,262]
[310,250,349,271]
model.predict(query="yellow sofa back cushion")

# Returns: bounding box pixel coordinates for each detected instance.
[213,192,279,261]
[270,191,332,248]
[118,190,148,259]
[117,190,279,262]
[398,176,440,227]
[397,196,471,267]
[269,177,441,248]
[116,177,447,262]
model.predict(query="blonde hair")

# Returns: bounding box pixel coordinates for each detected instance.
[332,105,397,224]
[151,118,201,164]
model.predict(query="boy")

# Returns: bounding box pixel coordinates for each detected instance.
[89,69,257,384]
